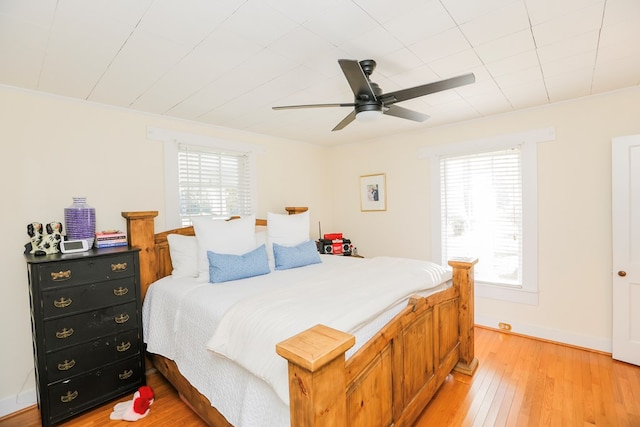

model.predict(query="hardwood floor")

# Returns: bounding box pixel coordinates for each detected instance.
[415,327,640,426]
[2,327,638,426]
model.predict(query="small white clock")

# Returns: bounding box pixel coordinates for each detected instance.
[60,239,91,253]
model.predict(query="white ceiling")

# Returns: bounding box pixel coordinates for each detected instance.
[1,0,639,145]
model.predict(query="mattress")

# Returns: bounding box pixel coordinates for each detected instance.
[142,255,451,426]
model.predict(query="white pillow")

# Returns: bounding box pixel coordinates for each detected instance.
[266,211,310,260]
[167,234,199,278]
[192,215,257,278]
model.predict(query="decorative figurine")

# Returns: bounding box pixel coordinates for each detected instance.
[27,221,63,254]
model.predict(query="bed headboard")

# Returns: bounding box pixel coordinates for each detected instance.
[121,209,303,299]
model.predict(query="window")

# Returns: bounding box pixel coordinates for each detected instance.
[177,145,252,226]
[420,127,554,305]
[148,127,261,229]
[440,148,522,286]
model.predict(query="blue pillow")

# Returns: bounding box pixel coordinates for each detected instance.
[207,244,270,283]
[273,240,322,270]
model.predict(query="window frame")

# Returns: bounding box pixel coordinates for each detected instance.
[419,127,555,305]
[148,127,263,229]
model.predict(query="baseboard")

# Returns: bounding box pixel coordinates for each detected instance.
[475,314,612,354]
[0,388,36,419]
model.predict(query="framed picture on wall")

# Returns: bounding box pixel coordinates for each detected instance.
[360,173,386,211]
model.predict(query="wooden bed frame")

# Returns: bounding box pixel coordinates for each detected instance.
[122,210,478,427]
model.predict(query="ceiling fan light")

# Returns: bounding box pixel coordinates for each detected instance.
[356,109,383,122]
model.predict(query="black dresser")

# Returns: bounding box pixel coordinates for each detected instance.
[24,247,145,426]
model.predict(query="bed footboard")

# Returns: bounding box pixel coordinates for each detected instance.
[276,258,477,427]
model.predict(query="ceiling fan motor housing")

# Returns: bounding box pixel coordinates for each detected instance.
[356,77,382,115]
[355,72,383,116]
[356,102,382,114]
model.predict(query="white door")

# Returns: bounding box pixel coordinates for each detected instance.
[612,134,640,366]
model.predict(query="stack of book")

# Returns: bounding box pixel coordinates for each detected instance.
[95,230,128,248]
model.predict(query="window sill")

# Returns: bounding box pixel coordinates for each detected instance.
[475,282,538,305]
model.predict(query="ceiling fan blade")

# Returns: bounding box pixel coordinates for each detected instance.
[380,72,475,105]
[273,102,355,110]
[383,105,429,122]
[332,111,356,131]
[338,59,377,100]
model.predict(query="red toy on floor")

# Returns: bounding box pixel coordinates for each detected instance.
[109,386,154,421]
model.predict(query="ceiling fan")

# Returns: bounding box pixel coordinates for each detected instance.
[272,59,475,131]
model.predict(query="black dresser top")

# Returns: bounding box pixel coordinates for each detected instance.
[24,246,140,264]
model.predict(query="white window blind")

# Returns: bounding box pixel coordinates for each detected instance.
[178,144,252,226]
[440,147,522,286]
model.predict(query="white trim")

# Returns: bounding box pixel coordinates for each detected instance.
[475,313,611,353]
[520,140,538,297]
[418,127,555,159]
[147,126,267,155]
[147,127,262,229]
[476,282,538,305]
[163,138,180,228]
[424,127,554,303]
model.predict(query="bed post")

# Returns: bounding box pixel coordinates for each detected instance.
[122,211,159,300]
[276,324,355,427]
[449,257,479,375]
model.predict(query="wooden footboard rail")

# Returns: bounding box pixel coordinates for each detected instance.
[276,258,478,427]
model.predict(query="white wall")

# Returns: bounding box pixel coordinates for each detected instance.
[0,85,331,416]
[328,86,640,353]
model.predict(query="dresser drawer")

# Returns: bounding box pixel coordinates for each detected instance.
[44,302,138,352]
[41,277,137,319]
[46,329,141,383]
[38,253,135,289]
[47,357,143,424]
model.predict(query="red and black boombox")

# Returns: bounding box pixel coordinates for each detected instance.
[316,233,353,256]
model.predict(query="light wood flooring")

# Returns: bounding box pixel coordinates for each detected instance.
[2,327,638,427]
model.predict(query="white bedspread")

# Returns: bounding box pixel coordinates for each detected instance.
[206,256,450,404]
[143,255,451,426]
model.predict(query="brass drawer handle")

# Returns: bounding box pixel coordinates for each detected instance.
[119,369,133,380]
[113,287,129,297]
[53,297,72,308]
[57,359,76,371]
[60,390,78,403]
[117,341,132,352]
[51,270,71,281]
[55,328,74,339]
[111,262,128,272]
[114,314,130,324]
